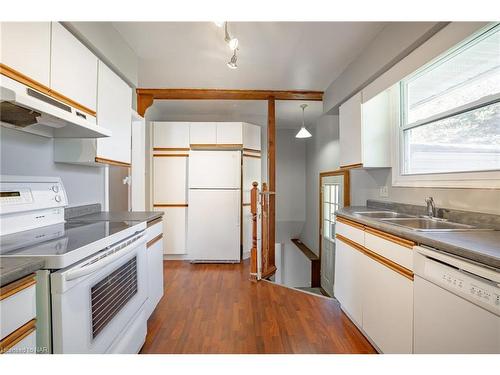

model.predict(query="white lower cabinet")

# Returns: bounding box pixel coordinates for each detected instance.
[335,221,414,353]
[334,239,364,326]
[362,256,413,353]
[154,207,187,255]
[145,221,164,318]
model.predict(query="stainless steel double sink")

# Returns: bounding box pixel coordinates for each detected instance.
[353,211,488,232]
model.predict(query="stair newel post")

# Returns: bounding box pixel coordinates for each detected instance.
[250,181,259,281]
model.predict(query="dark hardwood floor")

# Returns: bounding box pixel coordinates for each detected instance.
[140,260,376,354]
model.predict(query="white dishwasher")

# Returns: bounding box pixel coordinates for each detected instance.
[413,246,500,354]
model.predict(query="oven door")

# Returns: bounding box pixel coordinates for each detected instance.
[50,231,148,353]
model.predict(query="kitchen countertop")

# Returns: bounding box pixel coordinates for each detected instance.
[0,257,44,287]
[70,211,164,223]
[337,206,500,269]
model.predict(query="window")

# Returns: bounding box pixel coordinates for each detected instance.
[400,23,500,177]
[322,183,340,241]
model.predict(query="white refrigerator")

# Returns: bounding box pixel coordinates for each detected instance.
[187,150,241,262]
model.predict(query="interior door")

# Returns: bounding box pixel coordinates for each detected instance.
[321,175,345,296]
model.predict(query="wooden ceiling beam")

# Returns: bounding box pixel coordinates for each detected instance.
[136,88,323,116]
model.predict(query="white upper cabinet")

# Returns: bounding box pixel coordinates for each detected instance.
[50,22,98,112]
[243,123,261,151]
[216,122,243,145]
[96,61,132,164]
[339,93,363,168]
[189,122,217,145]
[153,122,190,149]
[0,22,51,86]
[339,90,391,169]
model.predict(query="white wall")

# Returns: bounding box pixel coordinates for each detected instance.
[300,115,340,254]
[0,127,105,206]
[350,168,500,215]
[323,22,446,114]
[276,129,306,223]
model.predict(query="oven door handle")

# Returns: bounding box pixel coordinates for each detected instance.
[64,234,147,281]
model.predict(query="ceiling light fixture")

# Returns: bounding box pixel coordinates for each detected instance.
[295,104,312,139]
[224,22,239,50]
[227,50,238,69]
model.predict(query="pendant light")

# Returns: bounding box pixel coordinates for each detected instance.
[295,104,312,139]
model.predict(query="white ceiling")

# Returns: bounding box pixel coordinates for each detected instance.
[149,100,324,129]
[112,22,386,90]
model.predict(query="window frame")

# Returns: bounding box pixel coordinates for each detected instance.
[391,23,500,189]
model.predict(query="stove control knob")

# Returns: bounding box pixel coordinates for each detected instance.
[52,185,60,193]
[55,195,62,203]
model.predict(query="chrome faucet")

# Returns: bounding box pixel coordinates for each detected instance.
[425,197,436,218]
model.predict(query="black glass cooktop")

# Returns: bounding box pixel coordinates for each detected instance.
[0,220,139,257]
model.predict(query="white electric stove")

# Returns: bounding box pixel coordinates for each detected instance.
[0,176,148,354]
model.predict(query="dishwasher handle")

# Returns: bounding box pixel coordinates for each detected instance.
[64,234,146,281]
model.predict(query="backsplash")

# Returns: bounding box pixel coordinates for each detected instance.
[367,199,500,230]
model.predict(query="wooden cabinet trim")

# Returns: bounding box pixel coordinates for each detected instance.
[153,204,188,208]
[0,319,36,354]
[336,216,365,230]
[146,217,163,228]
[190,143,243,150]
[365,227,415,249]
[243,153,261,159]
[336,234,414,281]
[153,154,189,157]
[0,274,36,301]
[0,63,96,117]
[147,234,163,248]
[339,163,363,170]
[242,148,261,153]
[153,147,190,151]
[95,157,131,168]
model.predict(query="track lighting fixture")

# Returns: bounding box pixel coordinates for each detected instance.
[224,22,238,50]
[295,104,312,139]
[227,50,238,69]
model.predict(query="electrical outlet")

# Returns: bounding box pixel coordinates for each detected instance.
[379,186,389,198]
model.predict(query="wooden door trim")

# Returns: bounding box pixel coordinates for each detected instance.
[318,169,350,269]
[1,63,96,117]
[339,163,363,170]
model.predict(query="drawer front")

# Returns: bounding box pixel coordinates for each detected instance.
[365,231,413,270]
[4,329,36,354]
[0,281,36,339]
[146,221,163,242]
[336,221,364,246]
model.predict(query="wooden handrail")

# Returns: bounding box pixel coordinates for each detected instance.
[291,239,320,288]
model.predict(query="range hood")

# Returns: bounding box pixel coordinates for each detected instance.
[0,75,111,138]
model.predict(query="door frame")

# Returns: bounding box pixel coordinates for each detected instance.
[318,170,350,290]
